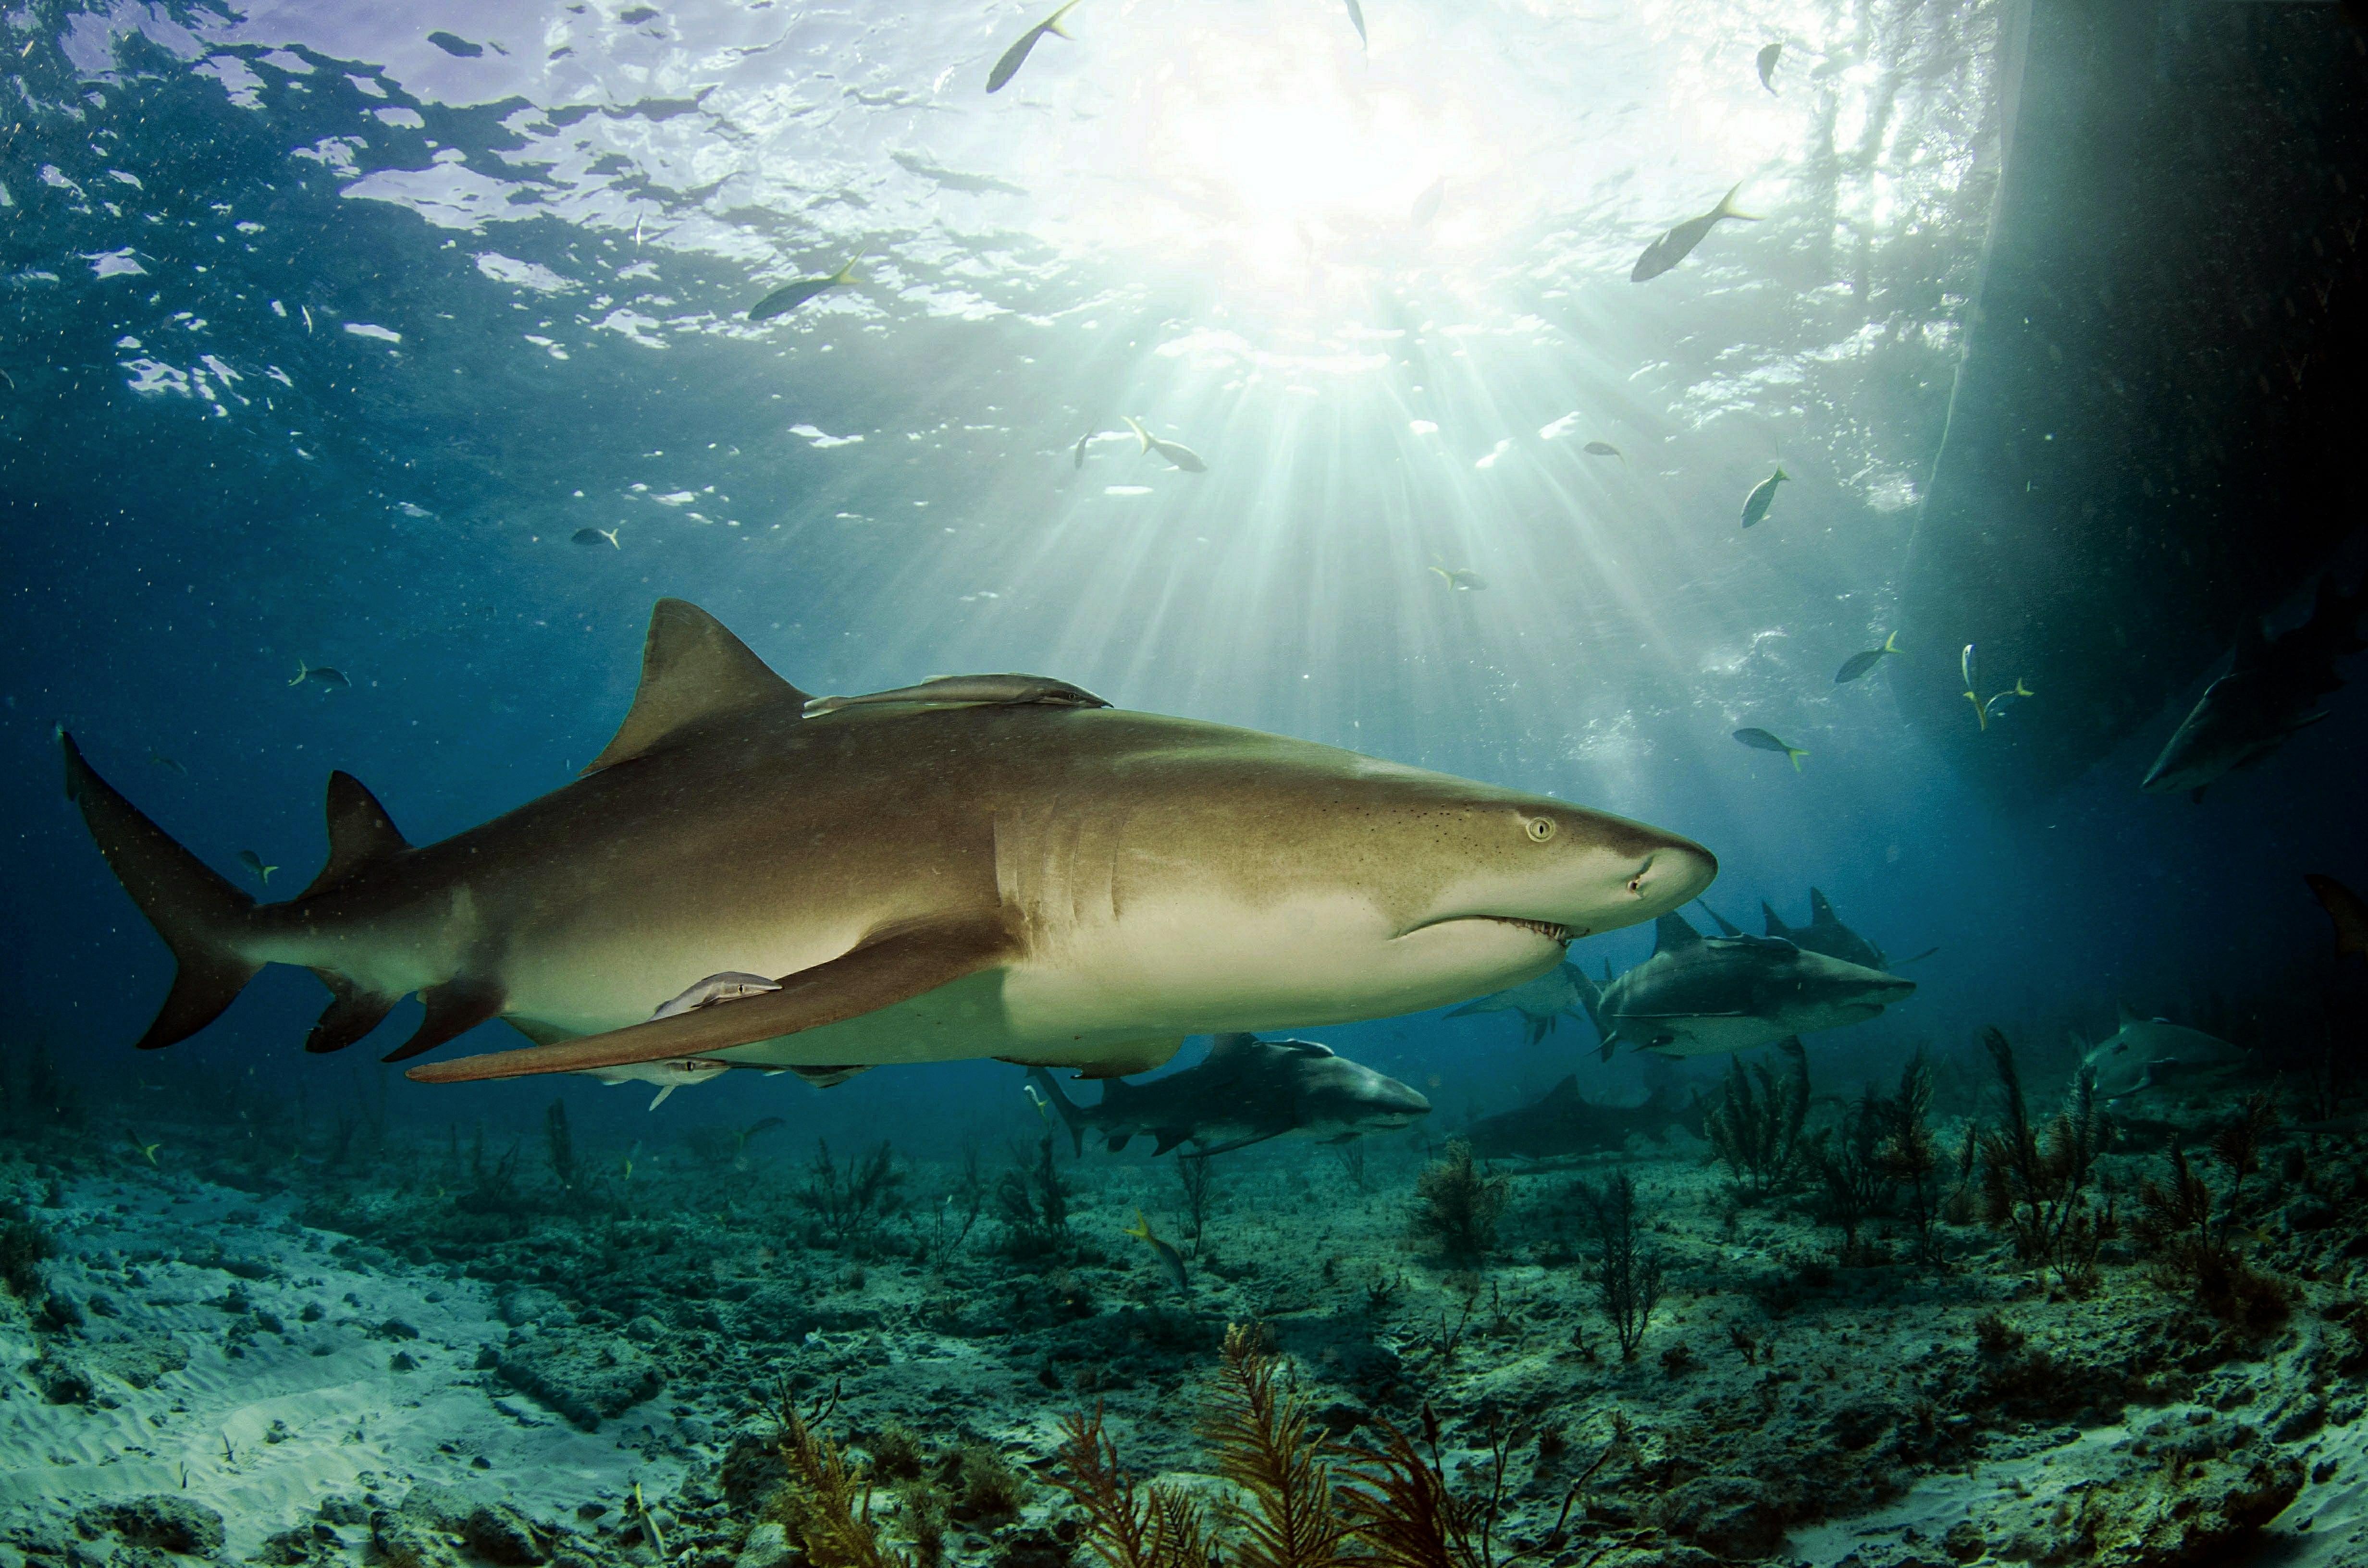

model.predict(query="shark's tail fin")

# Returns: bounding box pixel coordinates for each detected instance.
[61,732,260,1050]
[1025,1066,1089,1157]
[1715,182,1762,222]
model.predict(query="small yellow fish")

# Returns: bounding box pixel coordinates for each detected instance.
[127,1132,160,1166]
[1122,1208,1188,1291]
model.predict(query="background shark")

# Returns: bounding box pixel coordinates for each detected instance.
[1572,912,1915,1059]
[2143,574,2368,800]
[1752,888,1936,970]
[2074,1004,2246,1100]
[1445,961,1590,1045]
[1027,1034,1431,1156]
[62,599,1717,1090]
[1462,1074,1695,1160]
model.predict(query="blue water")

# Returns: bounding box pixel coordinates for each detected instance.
[2,0,2362,1163]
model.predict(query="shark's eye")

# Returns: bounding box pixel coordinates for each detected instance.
[1525,817,1555,842]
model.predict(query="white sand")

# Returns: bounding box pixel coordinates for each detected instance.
[0,1172,687,1556]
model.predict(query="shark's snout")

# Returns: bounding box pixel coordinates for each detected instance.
[1633,842,1718,915]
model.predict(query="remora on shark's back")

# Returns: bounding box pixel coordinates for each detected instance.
[62,599,1716,1090]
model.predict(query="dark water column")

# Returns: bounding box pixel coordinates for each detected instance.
[1894,0,2368,801]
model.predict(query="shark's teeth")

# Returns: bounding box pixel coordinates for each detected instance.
[1494,917,1570,943]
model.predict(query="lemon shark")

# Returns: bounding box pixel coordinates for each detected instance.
[1572,911,1914,1059]
[61,599,1717,1089]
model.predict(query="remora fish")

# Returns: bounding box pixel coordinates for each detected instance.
[1027,1033,1431,1156]
[2074,1004,2245,1100]
[1572,912,1913,1060]
[1630,183,1759,282]
[748,257,860,322]
[1122,415,1206,472]
[987,0,1083,93]
[2306,873,2368,962]
[2142,575,2367,800]
[1463,1074,1693,1160]
[62,599,1716,1086]
[1582,441,1623,462]
[1756,43,1781,93]
[1447,961,1589,1046]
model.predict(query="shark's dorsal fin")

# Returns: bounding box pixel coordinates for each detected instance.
[1809,888,1839,925]
[1207,1032,1260,1058]
[1761,900,1791,937]
[1698,902,1742,937]
[2116,1001,2142,1029]
[1542,1074,1581,1103]
[301,771,409,899]
[1652,912,1701,954]
[584,600,807,775]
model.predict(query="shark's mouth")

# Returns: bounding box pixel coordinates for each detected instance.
[1490,917,1572,943]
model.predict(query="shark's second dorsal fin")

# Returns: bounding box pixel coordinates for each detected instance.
[1699,903,1742,937]
[1652,912,1701,955]
[1207,1032,1260,1059]
[300,772,409,898]
[1762,901,1791,937]
[585,600,808,775]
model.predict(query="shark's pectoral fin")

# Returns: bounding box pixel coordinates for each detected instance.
[304,971,400,1054]
[402,917,1015,1085]
[1151,1128,1193,1155]
[383,978,506,1063]
[1107,1133,1132,1153]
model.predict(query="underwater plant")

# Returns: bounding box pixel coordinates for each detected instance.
[1876,1053,1946,1265]
[0,1199,53,1300]
[1808,1081,1892,1260]
[1975,1028,2112,1293]
[543,1099,577,1194]
[1574,1170,1664,1360]
[997,1128,1071,1251]
[2132,1090,2290,1328]
[1176,1153,1219,1246]
[1702,1037,1811,1198]
[1056,1323,1596,1568]
[1058,1402,1218,1568]
[1409,1139,1507,1264]
[802,1140,907,1250]
[952,1442,1033,1523]
[767,1386,912,1568]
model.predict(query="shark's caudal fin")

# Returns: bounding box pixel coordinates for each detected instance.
[61,733,259,1050]
[1025,1066,1090,1156]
